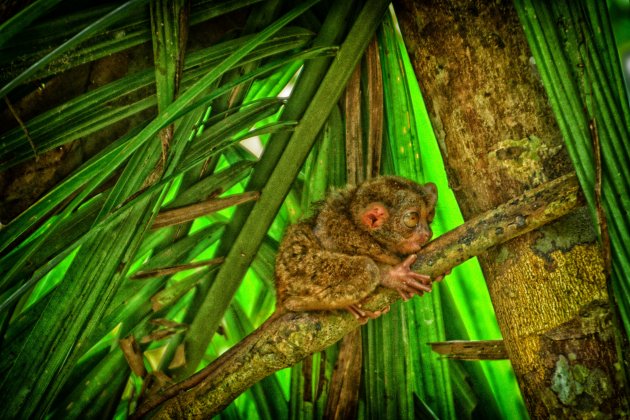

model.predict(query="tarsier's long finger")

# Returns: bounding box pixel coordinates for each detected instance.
[405,278,432,293]
[407,271,431,283]
[346,306,370,325]
[346,305,364,319]
[397,290,411,301]
[363,305,390,318]
[402,254,418,268]
[347,304,386,321]
[400,287,426,300]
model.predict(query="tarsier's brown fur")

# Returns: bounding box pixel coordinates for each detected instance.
[275,176,439,321]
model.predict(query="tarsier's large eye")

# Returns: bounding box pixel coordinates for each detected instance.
[403,211,419,228]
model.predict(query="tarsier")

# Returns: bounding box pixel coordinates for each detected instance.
[275,176,440,322]
[132,176,441,417]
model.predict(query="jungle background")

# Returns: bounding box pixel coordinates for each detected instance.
[0,0,629,418]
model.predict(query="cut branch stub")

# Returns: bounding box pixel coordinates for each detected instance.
[429,340,508,360]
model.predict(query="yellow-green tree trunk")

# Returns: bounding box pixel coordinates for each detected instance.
[395,0,629,417]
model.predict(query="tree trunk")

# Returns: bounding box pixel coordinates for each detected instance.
[394,0,628,417]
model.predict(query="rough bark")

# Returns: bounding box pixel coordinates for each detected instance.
[139,174,581,418]
[394,0,628,417]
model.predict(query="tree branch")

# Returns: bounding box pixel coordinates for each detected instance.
[429,340,508,360]
[143,173,580,419]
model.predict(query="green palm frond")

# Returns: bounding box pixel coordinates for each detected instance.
[1,1,627,418]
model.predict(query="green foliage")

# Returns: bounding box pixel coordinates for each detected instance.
[3,0,625,418]
[0,1,323,416]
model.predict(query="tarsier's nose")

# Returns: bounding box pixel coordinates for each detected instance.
[418,230,432,243]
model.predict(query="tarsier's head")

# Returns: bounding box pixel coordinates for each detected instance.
[351,176,437,255]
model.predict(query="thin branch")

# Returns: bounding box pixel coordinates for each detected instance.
[141,173,581,419]
[120,336,147,378]
[151,191,259,229]
[344,62,363,186]
[4,96,37,159]
[429,340,508,360]
[365,35,383,179]
[131,257,224,279]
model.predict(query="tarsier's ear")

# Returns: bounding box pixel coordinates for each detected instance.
[361,203,389,229]
[424,182,437,203]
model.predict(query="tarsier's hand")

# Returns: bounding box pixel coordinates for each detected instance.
[380,254,433,301]
[346,304,391,324]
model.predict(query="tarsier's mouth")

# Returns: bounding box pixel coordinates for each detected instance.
[398,238,424,254]
[400,228,435,254]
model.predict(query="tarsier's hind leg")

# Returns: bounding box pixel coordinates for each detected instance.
[283,291,390,324]
[279,250,392,324]
[276,224,383,312]
[280,252,380,312]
